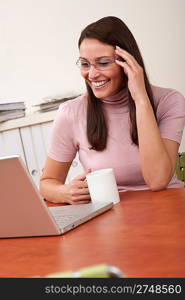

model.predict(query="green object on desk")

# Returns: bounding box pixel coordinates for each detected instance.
[176,152,185,184]
[45,264,124,278]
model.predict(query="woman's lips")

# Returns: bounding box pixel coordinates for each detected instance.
[91,80,110,89]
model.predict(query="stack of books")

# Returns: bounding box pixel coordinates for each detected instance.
[33,95,80,112]
[0,102,26,123]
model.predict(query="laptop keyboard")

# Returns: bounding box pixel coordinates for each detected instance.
[52,214,78,227]
[48,205,91,227]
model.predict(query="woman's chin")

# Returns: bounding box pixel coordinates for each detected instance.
[92,87,111,99]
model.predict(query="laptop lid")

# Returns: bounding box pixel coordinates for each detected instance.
[0,155,61,238]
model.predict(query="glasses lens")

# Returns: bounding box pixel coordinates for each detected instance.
[96,60,114,70]
[77,59,90,70]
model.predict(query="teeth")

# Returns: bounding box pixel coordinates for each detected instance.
[92,80,108,87]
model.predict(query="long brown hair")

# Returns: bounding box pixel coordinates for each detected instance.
[78,16,156,150]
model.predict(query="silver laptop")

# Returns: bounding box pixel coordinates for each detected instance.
[0,155,113,238]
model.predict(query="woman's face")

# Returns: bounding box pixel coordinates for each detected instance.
[79,38,125,98]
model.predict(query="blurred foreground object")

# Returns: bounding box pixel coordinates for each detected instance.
[44,264,125,278]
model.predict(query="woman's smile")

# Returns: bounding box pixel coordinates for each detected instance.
[90,79,110,88]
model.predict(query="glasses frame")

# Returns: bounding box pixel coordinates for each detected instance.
[76,57,117,71]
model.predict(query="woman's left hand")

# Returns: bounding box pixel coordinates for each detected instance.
[115,46,148,103]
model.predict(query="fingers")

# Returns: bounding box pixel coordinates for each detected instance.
[115,59,130,76]
[71,168,91,188]
[71,180,88,188]
[72,187,90,196]
[74,194,91,200]
[75,168,91,181]
[68,195,91,205]
[115,46,139,71]
[70,200,91,205]
[65,169,92,205]
[69,182,91,199]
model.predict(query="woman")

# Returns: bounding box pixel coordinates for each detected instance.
[40,16,185,204]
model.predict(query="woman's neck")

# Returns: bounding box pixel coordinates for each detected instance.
[101,86,129,114]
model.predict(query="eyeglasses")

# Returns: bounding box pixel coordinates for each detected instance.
[76,57,117,71]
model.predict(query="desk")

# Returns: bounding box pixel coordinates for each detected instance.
[1,188,185,278]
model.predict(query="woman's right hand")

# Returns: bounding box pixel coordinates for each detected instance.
[59,169,91,205]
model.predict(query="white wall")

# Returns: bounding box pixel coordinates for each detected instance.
[0,0,185,149]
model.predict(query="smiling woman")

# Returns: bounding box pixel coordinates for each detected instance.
[40,16,185,205]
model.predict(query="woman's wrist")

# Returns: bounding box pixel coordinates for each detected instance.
[134,94,150,107]
[56,183,69,203]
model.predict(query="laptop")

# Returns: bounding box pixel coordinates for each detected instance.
[0,155,113,238]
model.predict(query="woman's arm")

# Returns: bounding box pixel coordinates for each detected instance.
[135,98,179,190]
[40,157,91,204]
[115,46,179,190]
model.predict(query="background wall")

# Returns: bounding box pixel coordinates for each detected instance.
[0,0,185,150]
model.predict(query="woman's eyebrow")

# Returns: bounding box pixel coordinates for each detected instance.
[79,56,113,60]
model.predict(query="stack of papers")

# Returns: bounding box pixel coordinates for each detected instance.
[0,102,26,123]
[33,95,80,112]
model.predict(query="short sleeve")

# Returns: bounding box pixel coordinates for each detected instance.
[48,102,77,162]
[157,90,185,144]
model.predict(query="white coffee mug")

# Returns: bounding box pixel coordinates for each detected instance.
[86,168,120,204]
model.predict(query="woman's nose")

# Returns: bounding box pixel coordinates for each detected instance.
[88,65,100,79]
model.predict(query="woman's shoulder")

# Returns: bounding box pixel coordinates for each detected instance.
[59,93,86,109]
[52,94,87,127]
[151,84,185,108]
[57,93,87,116]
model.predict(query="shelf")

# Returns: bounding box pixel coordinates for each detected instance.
[0,110,57,132]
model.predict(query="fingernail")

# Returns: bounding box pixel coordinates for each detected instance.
[116,45,121,50]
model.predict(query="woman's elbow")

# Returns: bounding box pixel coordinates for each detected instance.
[146,166,173,191]
[149,182,167,192]
[147,177,171,191]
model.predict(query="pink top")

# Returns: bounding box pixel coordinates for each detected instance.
[48,85,185,190]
